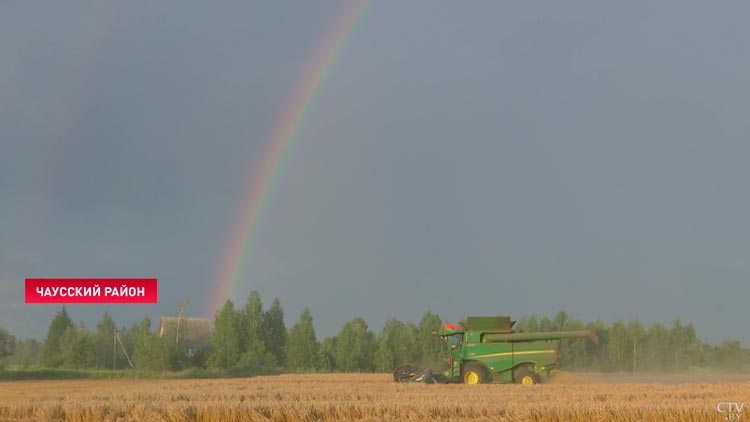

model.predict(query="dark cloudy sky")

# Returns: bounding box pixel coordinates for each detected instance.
[1,1,749,344]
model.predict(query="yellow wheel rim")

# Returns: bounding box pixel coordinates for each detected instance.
[464,371,480,384]
[521,375,534,385]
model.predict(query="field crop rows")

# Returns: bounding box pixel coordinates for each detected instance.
[1,373,748,421]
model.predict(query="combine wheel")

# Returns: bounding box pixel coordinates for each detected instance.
[514,367,541,385]
[461,364,488,384]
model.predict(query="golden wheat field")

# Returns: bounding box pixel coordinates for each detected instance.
[1,373,749,422]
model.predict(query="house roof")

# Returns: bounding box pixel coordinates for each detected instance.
[158,317,213,348]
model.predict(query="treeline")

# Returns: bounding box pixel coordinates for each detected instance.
[1,293,748,374]
[516,311,747,372]
[208,293,443,373]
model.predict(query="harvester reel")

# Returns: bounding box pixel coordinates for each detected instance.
[393,365,419,382]
[393,365,437,384]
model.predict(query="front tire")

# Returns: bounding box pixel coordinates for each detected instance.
[461,364,488,384]
[514,367,541,385]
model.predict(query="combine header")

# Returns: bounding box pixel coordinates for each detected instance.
[395,315,597,385]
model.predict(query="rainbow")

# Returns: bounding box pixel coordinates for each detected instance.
[206,1,371,316]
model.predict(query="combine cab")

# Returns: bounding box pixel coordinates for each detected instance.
[396,316,597,384]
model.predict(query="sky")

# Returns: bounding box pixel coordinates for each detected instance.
[1,1,749,344]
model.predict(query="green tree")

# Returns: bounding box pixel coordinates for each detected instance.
[585,319,610,371]
[681,322,700,369]
[539,316,554,332]
[668,319,698,371]
[208,300,243,370]
[417,311,443,367]
[608,319,628,371]
[70,332,96,369]
[716,339,743,371]
[5,338,40,368]
[95,311,116,369]
[627,319,646,372]
[335,318,375,372]
[553,310,569,331]
[114,325,135,370]
[59,324,80,367]
[0,327,15,359]
[374,319,417,371]
[132,317,166,371]
[262,298,287,366]
[41,307,75,367]
[642,322,669,371]
[285,308,318,371]
[316,336,336,372]
[240,291,271,368]
[558,317,588,370]
[519,314,539,332]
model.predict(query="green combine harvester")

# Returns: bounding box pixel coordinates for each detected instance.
[394,316,597,385]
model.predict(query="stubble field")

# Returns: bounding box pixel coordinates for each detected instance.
[1,373,749,422]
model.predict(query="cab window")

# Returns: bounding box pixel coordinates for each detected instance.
[447,333,463,347]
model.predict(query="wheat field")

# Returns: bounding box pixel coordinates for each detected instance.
[1,373,748,422]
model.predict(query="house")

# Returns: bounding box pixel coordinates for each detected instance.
[158,317,213,356]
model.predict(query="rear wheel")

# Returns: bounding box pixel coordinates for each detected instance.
[514,367,541,385]
[461,364,488,384]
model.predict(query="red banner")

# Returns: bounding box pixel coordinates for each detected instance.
[25,278,158,303]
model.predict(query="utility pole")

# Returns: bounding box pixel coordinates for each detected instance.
[113,328,117,370]
[115,331,133,369]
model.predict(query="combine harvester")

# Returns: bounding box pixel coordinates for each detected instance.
[394,316,597,385]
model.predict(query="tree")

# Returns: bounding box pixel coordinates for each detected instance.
[642,322,669,371]
[262,298,287,366]
[558,317,588,370]
[417,311,443,367]
[585,319,610,371]
[240,291,271,368]
[41,307,75,367]
[208,300,243,370]
[285,308,318,371]
[375,319,418,371]
[114,325,135,370]
[316,336,336,371]
[539,316,555,332]
[69,332,96,369]
[95,311,116,369]
[335,318,375,372]
[0,327,15,359]
[680,322,700,369]
[716,339,743,371]
[627,319,645,372]
[5,338,40,368]
[668,319,698,371]
[519,314,539,332]
[553,310,569,331]
[608,319,627,371]
[132,317,166,371]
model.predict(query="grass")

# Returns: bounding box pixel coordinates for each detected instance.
[0,368,132,380]
[1,373,748,421]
